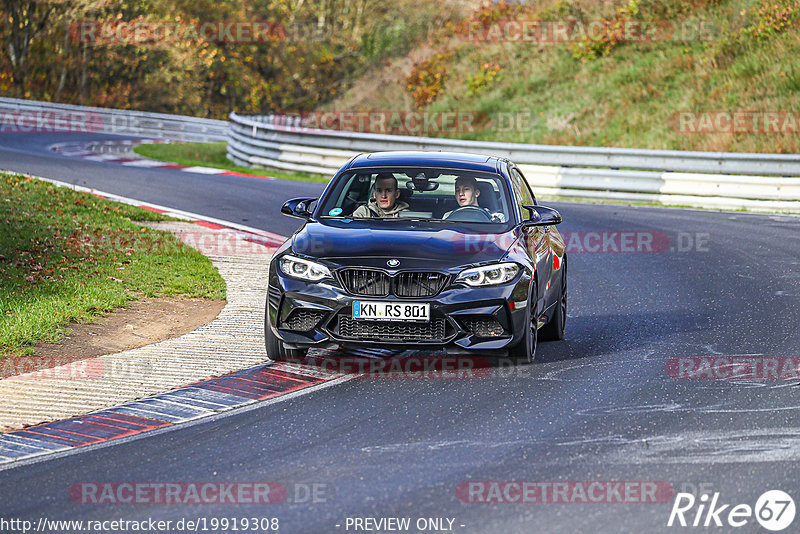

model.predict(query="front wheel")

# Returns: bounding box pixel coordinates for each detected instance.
[265,318,308,362]
[509,286,538,364]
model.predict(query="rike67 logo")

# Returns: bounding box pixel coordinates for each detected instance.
[668,490,795,531]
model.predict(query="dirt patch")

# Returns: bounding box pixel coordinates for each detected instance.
[2,297,225,379]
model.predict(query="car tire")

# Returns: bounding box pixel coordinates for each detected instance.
[539,256,567,342]
[509,285,537,364]
[265,318,308,362]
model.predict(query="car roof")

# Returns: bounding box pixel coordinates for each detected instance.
[345,151,505,174]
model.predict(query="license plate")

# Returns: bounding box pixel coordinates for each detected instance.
[353,301,430,322]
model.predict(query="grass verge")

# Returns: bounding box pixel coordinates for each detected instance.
[134,142,331,184]
[0,172,226,358]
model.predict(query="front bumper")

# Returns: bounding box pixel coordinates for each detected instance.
[266,268,532,355]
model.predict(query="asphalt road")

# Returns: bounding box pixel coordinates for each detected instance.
[0,132,320,236]
[2,133,800,533]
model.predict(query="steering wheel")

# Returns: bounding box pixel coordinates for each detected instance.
[443,205,493,222]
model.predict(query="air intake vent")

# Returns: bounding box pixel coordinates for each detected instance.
[268,285,282,309]
[462,317,506,337]
[283,309,326,331]
[339,317,446,341]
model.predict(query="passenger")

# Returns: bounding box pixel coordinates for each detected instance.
[352,173,410,218]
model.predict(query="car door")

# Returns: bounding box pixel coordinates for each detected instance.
[510,166,552,320]
[513,166,564,314]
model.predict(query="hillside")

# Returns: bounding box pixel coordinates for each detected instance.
[326,0,800,153]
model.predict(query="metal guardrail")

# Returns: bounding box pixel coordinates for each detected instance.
[0,97,228,143]
[1,99,797,212]
[228,112,800,176]
[227,112,800,213]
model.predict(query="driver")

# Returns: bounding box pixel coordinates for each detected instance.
[443,176,504,221]
[352,173,410,218]
[455,175,481,209]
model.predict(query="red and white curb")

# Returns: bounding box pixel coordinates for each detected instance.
[0,349,402,468]
[0,363,353,466]
[50,139,275,180]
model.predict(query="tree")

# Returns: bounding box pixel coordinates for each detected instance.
[1,0,57,97]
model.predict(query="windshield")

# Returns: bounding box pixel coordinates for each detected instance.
[317,168,513,225]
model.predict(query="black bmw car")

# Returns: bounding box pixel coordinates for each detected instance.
[265,151,566,362]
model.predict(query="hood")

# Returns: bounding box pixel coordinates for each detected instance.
[292,220,518,269]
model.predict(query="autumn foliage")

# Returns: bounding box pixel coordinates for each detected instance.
[0,0,466,117]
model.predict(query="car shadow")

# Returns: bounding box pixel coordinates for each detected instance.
[295,308,709,373]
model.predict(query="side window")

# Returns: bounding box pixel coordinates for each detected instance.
[324,173,369,216]
[510,168,535,220]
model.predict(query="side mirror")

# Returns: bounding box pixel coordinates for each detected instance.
[281,197,317,220]
[522,205,562,226]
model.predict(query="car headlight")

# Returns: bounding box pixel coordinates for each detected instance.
[279,255,332,282]
[456,262,520,287]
